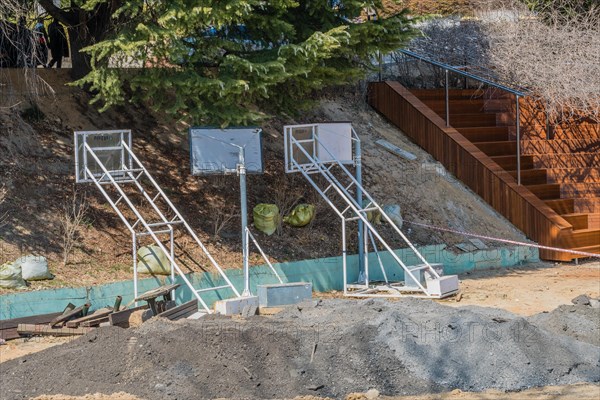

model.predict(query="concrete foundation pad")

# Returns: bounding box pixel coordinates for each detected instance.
[214,296,259,315]
[258,282,312,307]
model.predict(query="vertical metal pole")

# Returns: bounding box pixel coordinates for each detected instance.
[132,232,138,306]
[342,218,347,295]
[445,69,450,127]
[378,50,382,82]
[120,131,125,171]
[545,106,552,140]
[169,228,176,299]
[516,95,521,185]
[356,140,365,283]
[83,135,89,180]
[363,225,369,287]
[239,148,251,296]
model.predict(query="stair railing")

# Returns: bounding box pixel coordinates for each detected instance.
[386,49,532,185]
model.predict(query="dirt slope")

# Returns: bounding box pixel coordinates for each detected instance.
[0,69,526,292]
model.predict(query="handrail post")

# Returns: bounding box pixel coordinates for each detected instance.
[356,141,365,282]
[516,95,521,185]
[378,50,382,82]
[445,68,450,127]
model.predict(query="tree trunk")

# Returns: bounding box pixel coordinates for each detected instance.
[68,27,92,80]
[38,0,120,80]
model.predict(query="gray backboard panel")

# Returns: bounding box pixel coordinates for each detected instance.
[189,128,263,175]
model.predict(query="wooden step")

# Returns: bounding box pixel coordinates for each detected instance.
[526,183,562,200]
[521,138,600,154]
[410,88,486,100]
[590,213,600,230]
[533,153,600,169]
[569,228,600,248]
[574,197,600,214]
[491,155,535,170]
[507,169,547,185]
[474,141,517,157]
[449,113,498,127]
[423,99,486,114]
[547,168,600,184]
[545,198,575,214]
[520,122,600,141]
[562,213,592,230]
[560,183,600,199]
[457,126,509,142]
[569,244,600,258]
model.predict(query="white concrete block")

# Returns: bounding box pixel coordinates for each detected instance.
[214,296,259,315]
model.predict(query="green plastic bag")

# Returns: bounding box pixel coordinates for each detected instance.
[135,245,172,275]
[0,262,27,289]
[253,203,279,235]
[284,204,315,227]
[363,201,382,225]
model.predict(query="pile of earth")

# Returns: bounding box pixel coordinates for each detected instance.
[1,298,599,399]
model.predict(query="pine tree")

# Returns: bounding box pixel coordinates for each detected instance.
[77,0,417,125]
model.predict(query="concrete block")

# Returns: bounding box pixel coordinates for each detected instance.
[257,282,312,307]
[427,275,459,298]
[405,263,443,288]
[214,296,259,315]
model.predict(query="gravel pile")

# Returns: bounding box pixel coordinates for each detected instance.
[1,298,599,399]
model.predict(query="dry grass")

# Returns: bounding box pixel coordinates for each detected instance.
[480,0,600,122]
[60,191,89,267]
[0,184,6,228]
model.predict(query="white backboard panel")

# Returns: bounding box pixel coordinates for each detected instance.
[75,130,132,183]
[284,122,354,173]
[316,122,353,164]
[189,127,263,175]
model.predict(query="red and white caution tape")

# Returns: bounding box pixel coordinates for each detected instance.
[404,220,600,259]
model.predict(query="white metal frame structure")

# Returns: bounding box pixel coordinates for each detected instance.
[74,130,242,313]
[284,123,459,298]
[189,128,283,297]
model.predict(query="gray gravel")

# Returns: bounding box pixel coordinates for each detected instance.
[0,298,599,399]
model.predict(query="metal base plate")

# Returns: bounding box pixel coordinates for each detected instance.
[345,281,458,299]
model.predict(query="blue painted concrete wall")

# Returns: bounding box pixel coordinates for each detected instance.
[0,245,538,320]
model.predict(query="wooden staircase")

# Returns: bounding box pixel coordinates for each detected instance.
[368,83,600,261]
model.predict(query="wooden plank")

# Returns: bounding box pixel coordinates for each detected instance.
[0,312,63,340]
[17,324,93,337]
[50,303,91,327]
[109,305,148,328]
[525,184,562,200]
[65,308,113,328]
[135,284,180,302]
[80,316,110,327]
[157,300,198,321]
[458,126,509,142]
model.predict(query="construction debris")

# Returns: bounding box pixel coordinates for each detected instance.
[17,324,93,337]
[375,139,417,161]
[49,303,91,328]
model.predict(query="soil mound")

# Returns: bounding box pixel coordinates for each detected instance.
[1,299,599,399]
[528,304,600,347]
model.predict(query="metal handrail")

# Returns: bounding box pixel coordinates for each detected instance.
[390,49,528,185]
[398,49,530,97]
